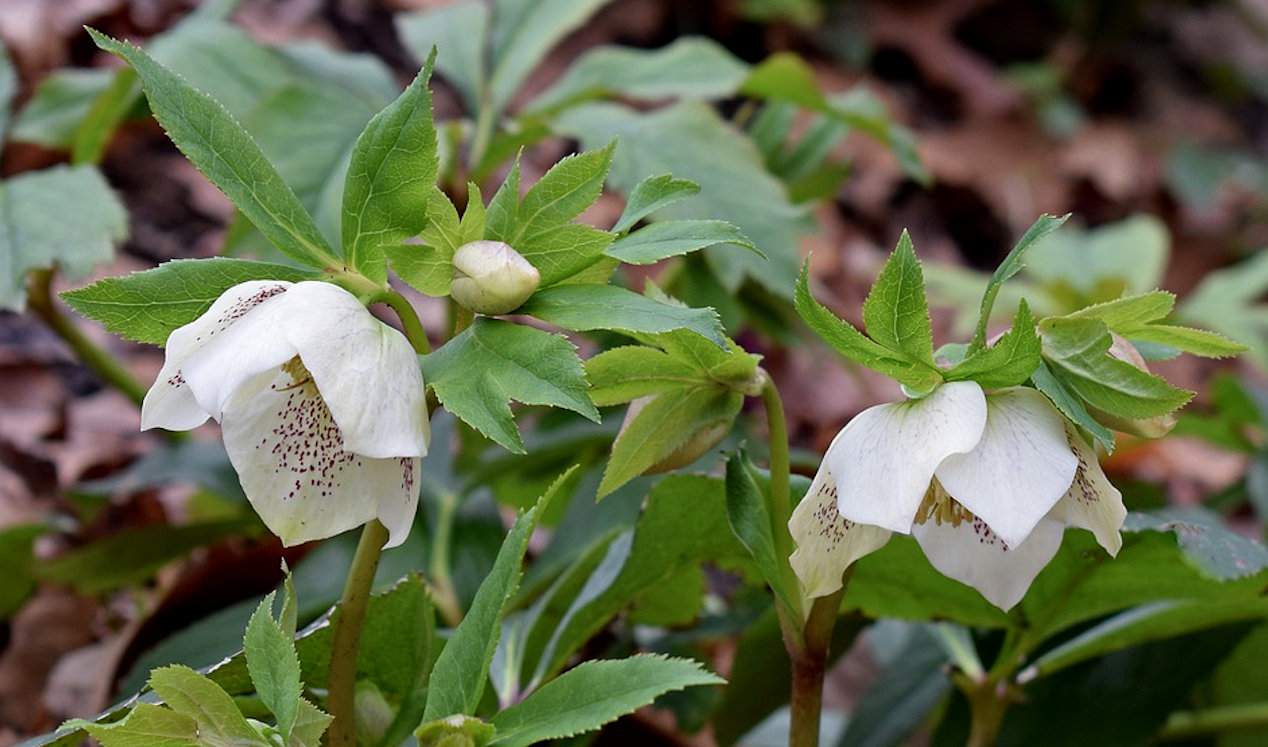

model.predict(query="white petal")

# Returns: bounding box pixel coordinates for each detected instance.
[1050,424,1126,555]
[281,282,429,458]
[180,284,302,420]
[935,388,1077,548]
[789,453,891,600]
[914,512,1064,610]
[140,281,293,431]
[829,381,987,534]
[220,367,419,548]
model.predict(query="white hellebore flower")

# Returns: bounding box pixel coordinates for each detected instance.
[141,280,430,548]
[789,381,1125,610]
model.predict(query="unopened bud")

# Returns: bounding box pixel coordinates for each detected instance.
[620,396,732,474]
[354,682,393,746]
[1091,334,1177,439]
[450,240,540,315]
[416,714,494,747]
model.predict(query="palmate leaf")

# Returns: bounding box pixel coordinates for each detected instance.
[0,165,128,311]
[62,258,313,346]
[488,655,723,747]
[89,29,339,270]
[422,319,598,454]
[387,186,484,297]
[945,300,1042,388]
[1063,291,1245,360]
[341,48,438,280]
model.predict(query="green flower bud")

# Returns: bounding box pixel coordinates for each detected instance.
[620,396,732,474]
[1091,334,1177,439]
[450,240,540,315]
[416,715,495,747]
[354,682,394,746]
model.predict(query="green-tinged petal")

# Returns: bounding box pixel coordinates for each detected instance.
[789,450,890,601]
[827,381,987,534]
[935,387,1077,548]
[1050,422,1126,555]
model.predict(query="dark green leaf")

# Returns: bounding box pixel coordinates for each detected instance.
[945,300,1042,388]
[606,220,760,265]
[862,230,935,367]
[725,453,801,621]
[612,174,701,234]
[519,284,725,347]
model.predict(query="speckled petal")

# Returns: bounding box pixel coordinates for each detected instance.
[221,366,420,547]
[789,450,891,601]
[282,282,429,459]
[1050,423,1126,555]
[141,280,293,431]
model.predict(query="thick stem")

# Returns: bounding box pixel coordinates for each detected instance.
[789,589,844,747]
[326,519,389,747]
[965,680,1008,747]
[26,268,147,406]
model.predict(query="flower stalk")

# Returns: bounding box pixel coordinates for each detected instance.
[26,268,148,407]
[326,519,390,747]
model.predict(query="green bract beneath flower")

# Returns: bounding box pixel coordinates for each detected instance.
[141,280,430,547]
[789,381,1126,610]
[450,240,541,315]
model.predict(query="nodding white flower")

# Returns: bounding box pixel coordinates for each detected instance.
[141,280,429,548]
[789,381,1125,610]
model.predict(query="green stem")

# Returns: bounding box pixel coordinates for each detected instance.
[326,519,389,747]
[371,289,432,354]
[760,377,795,565]
[964,680,1008,747]
[789,588,844,747]
[26,268,147,406]
[429,489,463,627]
[452,304,474,336]
[1161,702,1268,740]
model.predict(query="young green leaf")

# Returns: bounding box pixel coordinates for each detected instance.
[605,220,761,265]
[290,699,333,747]
[794,261,943,392]
[421,319,599,453]
[244,592,302,739]
[1040,317,1193,418]
[341,48,438,279]
[148,665,267,745]
[944,300,1042,388]
[424,471,572,720]
[611,173,701,233]
[584,345,708,406]
[597,385,742,497]
[518,284,726,347]
[61,258,313,345]
[862,230,936,367]
[488,655,723,747]
[967,213,1069,353]
[1124,324,1246,359]
[73,703,200,747]
[0,165,127,312]
[88,29,339,270]
[1065,291,1176,329]
[1030,359,1115,452]
[724,452,802,622]
[387,187,464,297]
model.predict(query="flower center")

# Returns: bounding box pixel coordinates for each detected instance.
[914,480,974,528]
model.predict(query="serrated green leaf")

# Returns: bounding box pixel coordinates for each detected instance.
[489,655,722,747]
[74,703,199,747]
[422,319,598,453]
[487,145,615,285]
[526,37,749,115]
[555,101,807,298]
[863,230,936,366]
[1040,316,1193,418]
[1124,323,1246,359]
[794,261,942,391]
[598,386,742,497]
[424,472,571,720]
[1030,358,1115,451]
[1065,290,1175,328]
[244,592,301,739]
[611,174,700,234]
[968,213,1069,354]
[387,188,463,296]
[945,300,1041,388]
[0,165,127,311]
[289,699,332,747]
[341,49,438,279]
[584,346,707,406]
[725,453,801,622]
[61,258,313,345]
[148,665,266,745]
[88,29,339,269]
[605,219,760,265]
[519,284,725,347]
